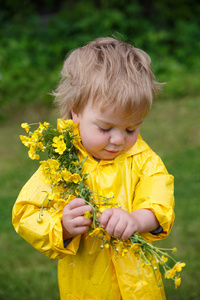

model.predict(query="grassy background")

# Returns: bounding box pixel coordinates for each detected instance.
[0,96,199,299]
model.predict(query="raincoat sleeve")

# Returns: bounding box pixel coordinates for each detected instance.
[12,167,81,259]
[132,150,175,241]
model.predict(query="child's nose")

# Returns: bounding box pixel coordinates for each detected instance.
[110,131,125,145]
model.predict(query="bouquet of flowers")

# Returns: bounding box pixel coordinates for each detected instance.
[20,118,185,288]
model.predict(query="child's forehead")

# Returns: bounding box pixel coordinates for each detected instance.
[90,102,143,125]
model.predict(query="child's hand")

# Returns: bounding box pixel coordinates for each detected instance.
[99,208,138,240]
[99,208,160,240]
[62,198,93,240]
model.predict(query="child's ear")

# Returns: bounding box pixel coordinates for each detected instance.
[71,110,80,124]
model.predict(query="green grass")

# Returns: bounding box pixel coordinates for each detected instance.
[0,97,199,299]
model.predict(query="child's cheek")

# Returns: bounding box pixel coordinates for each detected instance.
[94,134,108,148]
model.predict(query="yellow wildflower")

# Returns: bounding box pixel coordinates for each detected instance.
[106,191,114,198]
[99,207,105,213]
[72,135,81,145]
[50,171,62,184]
[71,127,81,145]
[104,243,110,249]
[66,194,76,203]
[47,192,61,201]
[151,258,157,266]
[175,275,181,289]
[84,211,92,219]
[140,261,148,267]
[161,255,168,264]
[61,169,72,182]
[38,122,50,132]
[70,173,82,183]
[20,135,31,147]
[52,186,62,197]
[52,135,66,154]
[40,159,60,182]
[46,159,60,170]
[31,131,40,142]
[28,145,40,160]
[121,248,129,257]
[164,268,177,279]
[173,262,186,273]
[36,141,45,150]
[40,161,51,177]
[57,118,74,132]
[40,158,60,172]
[89,228,105,238]
[114,241,129,257]
[66,119,74,126]
[21,122,30,133]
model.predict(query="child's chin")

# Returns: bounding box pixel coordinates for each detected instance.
[100,153,120,160]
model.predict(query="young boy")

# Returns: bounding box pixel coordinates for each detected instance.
[13,37,174,299]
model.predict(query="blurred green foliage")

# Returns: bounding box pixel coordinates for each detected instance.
[0,0,200,121]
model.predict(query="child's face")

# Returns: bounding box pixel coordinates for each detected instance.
[72,103,142,160]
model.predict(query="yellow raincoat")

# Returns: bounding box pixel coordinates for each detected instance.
[12,134,174,300]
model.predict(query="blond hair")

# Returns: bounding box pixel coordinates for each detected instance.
[53,37,164,119]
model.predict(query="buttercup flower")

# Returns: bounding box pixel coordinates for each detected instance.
[38,122,50,132]
[106,191,114,198]
[21,122,30,133]
[164,268,176,279]
[84,211,92,219]
[28,145,40,160]
[89,228,105,238]
[52,135,66,154]
[20,135,31,147]
[173,262,186,273]
[175,275,181,289]
[117,246,128,257]
[61,169,72,182]
[104,243,110,249]
[57,118,74,132]
[67,194,76,202]
[70,173,82,183]
[161,255,168,264]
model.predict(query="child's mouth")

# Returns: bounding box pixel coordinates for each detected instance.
[104,149,120,154]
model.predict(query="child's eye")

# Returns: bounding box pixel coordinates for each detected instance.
[98,127,111,133]
[126,129,135,134]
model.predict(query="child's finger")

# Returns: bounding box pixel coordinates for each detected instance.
[120,223,135,240]
[67,198,86,209]
[63,199,93,219]
[72,225,91,236]
[112,218,127,239]
[71,215,92,227]
[99,209,114,228]
[71,205,93,218]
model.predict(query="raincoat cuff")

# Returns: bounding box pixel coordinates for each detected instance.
[133,203,174,241]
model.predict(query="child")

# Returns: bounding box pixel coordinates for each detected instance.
[13,37,174,299]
